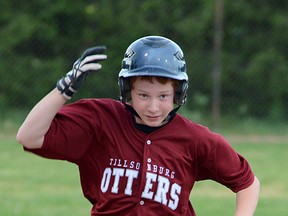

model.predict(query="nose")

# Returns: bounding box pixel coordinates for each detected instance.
[147,98,160,113]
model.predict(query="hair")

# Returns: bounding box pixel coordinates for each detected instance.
[129,76,179,92]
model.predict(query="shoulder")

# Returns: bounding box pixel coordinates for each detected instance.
[63,98,125,113]
[168,114,229,153]
[171,114,219,140]
[71,98,123,108]
[58,99,130,124]
[76,98,131,122]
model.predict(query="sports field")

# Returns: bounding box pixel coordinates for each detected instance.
[0,120,287,215]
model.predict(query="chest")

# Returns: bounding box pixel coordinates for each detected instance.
[81,131,197,211]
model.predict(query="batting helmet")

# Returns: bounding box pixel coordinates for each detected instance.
[118,36,189,106]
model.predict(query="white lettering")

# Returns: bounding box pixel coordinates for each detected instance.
[124,169,138,195]
[111,168,124,193]
[165,169,170,177]
[109,158,141,171]
[141,172,157,199]
[130,161,135,169]
[102,159,181,211]
[123,160,128,168]
[117,159,122,167]
[171,172,175,179]
[154,175,170,205]
[101,168,112,193]
[159,166,164,174]
[168,183,182,210]
[135,162,141,170]
[153,165,157,172]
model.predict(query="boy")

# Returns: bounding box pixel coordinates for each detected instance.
[17,36,260,215]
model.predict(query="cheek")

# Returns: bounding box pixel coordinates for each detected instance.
[131,95,143,110]
[132,100,146,112]
[163,101,174,113]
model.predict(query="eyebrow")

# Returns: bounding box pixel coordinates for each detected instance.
[135,89,173,94]
[159,90,173,94]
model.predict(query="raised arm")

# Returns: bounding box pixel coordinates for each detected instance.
[17,46,107,149]
[17,89,67,149]
[234,176,260,216]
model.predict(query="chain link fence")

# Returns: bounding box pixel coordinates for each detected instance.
[1,0,287,132]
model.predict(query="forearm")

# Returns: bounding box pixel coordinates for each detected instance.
[17,88,67,149]
[235,176,260,216]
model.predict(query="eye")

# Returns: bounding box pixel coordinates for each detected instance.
[160,94,169,100]
[139,93,148,99]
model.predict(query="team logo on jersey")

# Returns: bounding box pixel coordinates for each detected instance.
[100,158,182,211]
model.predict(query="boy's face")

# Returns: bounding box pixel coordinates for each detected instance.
[131,77,174,127]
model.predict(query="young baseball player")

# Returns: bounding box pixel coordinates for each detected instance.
[17,36,260,216]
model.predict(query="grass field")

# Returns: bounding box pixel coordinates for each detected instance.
[1,118,288,215]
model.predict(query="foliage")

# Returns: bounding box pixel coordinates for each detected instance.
[0,0,287,120]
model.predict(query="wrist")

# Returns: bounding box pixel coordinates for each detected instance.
[56,74,77,100]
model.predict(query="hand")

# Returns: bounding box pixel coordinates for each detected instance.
[56,46,107,99]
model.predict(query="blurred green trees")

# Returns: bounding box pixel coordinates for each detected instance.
[0,0,287,120]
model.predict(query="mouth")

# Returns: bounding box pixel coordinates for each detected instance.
[139,115,166,127]
[146,115,160,120]
[145,115,165,126]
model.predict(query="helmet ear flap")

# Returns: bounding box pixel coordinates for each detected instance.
[118,78,131,103]
[174,81,189,106]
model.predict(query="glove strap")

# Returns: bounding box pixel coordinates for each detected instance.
[56,73,79,100]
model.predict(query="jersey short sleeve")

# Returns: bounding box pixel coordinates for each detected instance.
[24,99,107,162]
[196,133,254,192]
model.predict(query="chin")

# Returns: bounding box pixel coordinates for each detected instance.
[137,116,165,127]
[145,121,164,127]
[147,123,161,127]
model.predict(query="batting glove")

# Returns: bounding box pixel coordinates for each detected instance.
[56,46,107,99]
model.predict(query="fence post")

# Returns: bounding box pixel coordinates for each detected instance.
[212,0,224,130]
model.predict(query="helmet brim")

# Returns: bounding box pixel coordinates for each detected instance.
[119,66,188,81]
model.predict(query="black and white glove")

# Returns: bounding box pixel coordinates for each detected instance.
[56,46,107,99]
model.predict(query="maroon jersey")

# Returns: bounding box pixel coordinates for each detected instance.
[25,99,254,215]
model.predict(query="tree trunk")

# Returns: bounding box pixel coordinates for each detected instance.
[212,0,224,130]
